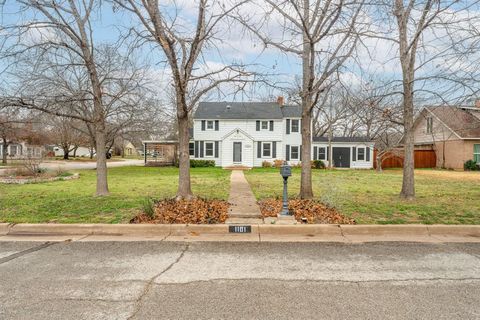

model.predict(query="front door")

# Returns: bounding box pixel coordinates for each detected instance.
[233,142,242,163]
[332,147,351,168]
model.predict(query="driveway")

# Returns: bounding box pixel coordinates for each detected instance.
[0,159,143,175]
[0,241,479,319]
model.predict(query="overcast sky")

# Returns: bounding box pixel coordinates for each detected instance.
[1,0,480,105]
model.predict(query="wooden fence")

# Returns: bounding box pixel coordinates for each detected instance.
[374,149,436,169]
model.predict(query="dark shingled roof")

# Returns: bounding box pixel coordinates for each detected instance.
[426,106,480,139]
[313,136,374,143]
[194,101,301,119]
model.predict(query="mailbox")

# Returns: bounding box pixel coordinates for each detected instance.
[279,162,292,216]
[280,163,292,178]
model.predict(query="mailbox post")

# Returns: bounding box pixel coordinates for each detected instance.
[279,162,292,216]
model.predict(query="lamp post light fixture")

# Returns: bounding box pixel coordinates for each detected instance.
[279,161,292,216]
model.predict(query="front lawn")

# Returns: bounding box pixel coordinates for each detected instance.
[0,166,230,224]
[244,168,480,224]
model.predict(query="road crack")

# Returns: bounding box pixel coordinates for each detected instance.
[153,276,480,286]
[127,243,189,320]
[0,242,57,265]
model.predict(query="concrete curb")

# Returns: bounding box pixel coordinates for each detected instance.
[3,223,480,239]
[340,224,430,236]
[8,223,171,236]
[0,223,11,236]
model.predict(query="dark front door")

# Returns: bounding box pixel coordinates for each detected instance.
[233,142,242,163]
[332,147,351,168]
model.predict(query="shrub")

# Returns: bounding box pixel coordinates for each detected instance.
[311,160,326,169]
[262,161,272,168]
[190,160,216,168]
[464,160,479,171]
[273,159,284,168]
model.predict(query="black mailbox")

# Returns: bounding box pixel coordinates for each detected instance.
[280,163,291,178]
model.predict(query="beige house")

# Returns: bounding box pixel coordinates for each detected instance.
[412,105,480,170]
[123,141,136,156]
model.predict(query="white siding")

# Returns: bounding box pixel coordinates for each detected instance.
[191,116,373,168]
[194,119,283,141]
[312,142,374,169]
[221,131,254,167]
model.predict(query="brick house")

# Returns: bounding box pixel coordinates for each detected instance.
[412,105,480,170]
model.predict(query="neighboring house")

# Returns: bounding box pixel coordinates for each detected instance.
[0,141,45,159]
[52,145,92,157]
[182,100,374,168]
[412,105,480,170]
[123,141,136,156]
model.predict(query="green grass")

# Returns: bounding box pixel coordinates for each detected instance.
[0,166,230,224]
[244,168,480,225]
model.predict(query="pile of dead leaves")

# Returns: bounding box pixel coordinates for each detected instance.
[258,198,355,224]
[131,198,229,224]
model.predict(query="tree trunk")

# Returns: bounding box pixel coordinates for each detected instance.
[2,139,7,165]
[300,109,313,199]
[400,91,415,199]
[62,145,70,160]
[95,123,109,196]
[73,146,78,158]
[176,112,193,200]
[376,155,383,172]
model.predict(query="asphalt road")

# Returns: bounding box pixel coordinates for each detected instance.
[0,241,479,319]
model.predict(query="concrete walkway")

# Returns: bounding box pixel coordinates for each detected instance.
[225,170,263,224]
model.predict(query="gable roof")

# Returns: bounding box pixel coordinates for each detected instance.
[425,106,480,139]
[194,102,301,119]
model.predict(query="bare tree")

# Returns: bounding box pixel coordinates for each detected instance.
[3,1,148,196]
[235,0,366,198]
[114,0,254,200]
[367,0,479,199]
[4,1,124,195]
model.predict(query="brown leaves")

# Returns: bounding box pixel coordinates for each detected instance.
[131,198,229,224]
[258,198,355,224]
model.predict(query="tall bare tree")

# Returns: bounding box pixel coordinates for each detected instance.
[114,0,253,200]
[235,0,366,198]
[5,1,112,195]
[3,1,147,196]
[368,0,478,199]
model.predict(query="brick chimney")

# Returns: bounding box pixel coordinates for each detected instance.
[475,99,480,108]
[277,96,284,106]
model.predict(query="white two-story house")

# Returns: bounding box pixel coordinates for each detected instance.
[185,100,374,169]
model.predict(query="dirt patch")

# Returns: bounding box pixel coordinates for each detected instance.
[0,173,79,184]
[415,170,480,182]
[131,198,229,224]
[258,198,355,224]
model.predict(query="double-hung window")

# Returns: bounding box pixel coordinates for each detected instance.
[189,142,195,156]
[357,147,365,161]
[318,147,326,160]
[262,142,271,157]
[261,121,269,130]
[474,144,480,164]
[205,142,214,157]
[290,146,299,160]
[426,117,433,134]
[206,120,214,130]
[291,119,299,133]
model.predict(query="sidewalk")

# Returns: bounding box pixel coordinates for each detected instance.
[1,223,479,243]
[225,170,263,224]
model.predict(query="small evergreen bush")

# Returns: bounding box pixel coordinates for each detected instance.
[190,159,216,167]
[464,159,479,171]
[311,160,326,169]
